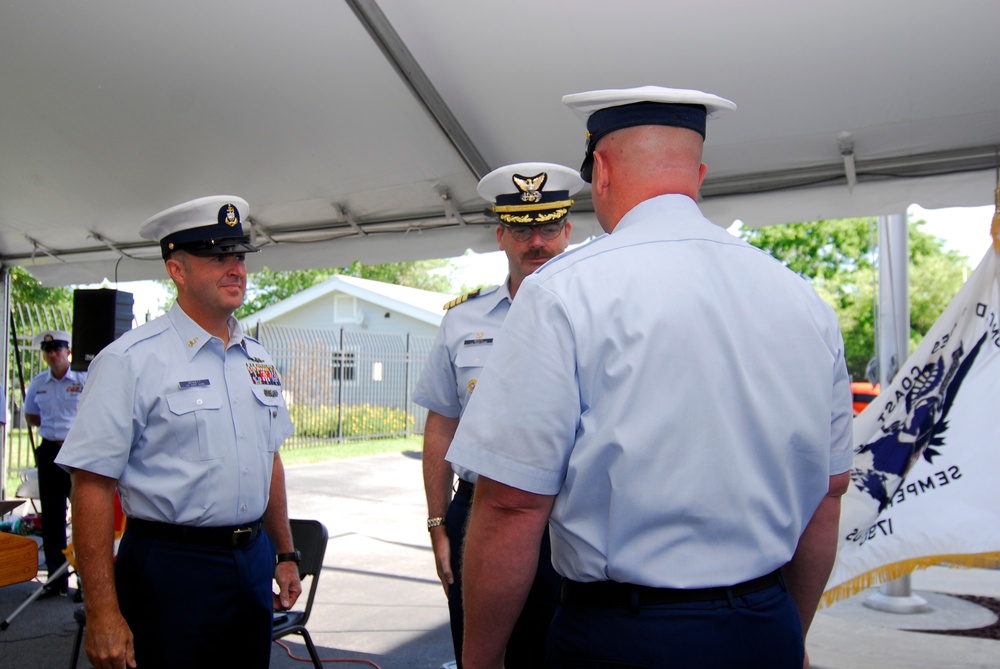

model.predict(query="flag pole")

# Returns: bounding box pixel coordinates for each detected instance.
[861,212,931,615]
[991,148,1000,255]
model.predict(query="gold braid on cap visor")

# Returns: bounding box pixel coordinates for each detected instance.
[494,199,573,224]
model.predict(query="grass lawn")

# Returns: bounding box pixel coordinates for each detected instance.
[279,435,423,467]
[3,435,424,498]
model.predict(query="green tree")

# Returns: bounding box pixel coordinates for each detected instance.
[234,258,454,319]
[740,217,968,380]
[7,266,74,312]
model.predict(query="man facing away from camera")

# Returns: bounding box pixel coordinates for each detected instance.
[447,87,853,669]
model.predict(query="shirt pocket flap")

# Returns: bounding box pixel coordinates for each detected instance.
[166,389,222,415]
[251,385,284,407]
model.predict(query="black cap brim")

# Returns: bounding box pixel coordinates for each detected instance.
[165,238,260,258]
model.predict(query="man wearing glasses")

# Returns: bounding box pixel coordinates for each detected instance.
[414,162,584,668]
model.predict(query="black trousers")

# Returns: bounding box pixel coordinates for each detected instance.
[115,526,277,669]
[35,439,71,589]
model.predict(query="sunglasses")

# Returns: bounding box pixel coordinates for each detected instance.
[502,221,566,242]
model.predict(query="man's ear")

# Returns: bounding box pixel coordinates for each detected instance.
[592,150,610,196]
[697,162,708,190]
[496,225,504,250]
[165,256,185,285]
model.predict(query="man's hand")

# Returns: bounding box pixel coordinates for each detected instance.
[273,561,302,611]
[84,609,136,669]
[430,525,453,596]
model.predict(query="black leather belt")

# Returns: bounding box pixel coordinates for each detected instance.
[455,479,475,498]
[560,570,782,607]
[126,518,263,549]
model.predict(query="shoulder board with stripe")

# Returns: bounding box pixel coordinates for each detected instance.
[443,288,482,311]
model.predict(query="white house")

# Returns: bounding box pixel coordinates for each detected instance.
[238,274,452,337]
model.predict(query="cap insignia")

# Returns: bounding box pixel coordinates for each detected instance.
[223,204,238,227]
[512,173,547,204]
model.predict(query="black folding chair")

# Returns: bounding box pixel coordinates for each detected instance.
[272,519,329,668]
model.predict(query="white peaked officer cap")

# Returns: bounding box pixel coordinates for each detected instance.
[140,195,260,259]
[33,330,72,350]
[562,85,736,182]
[477,162,585,226]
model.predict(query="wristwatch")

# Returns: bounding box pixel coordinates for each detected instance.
[276,550,302,565]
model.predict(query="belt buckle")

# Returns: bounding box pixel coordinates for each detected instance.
[232,526,253,547]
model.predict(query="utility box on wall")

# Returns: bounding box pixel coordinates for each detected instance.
[71,289,133,372]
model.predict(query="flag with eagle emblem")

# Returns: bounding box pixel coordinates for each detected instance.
[824,246,1000,604]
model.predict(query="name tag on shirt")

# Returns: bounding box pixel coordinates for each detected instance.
[179,379,211,389]
[463,337,494,346]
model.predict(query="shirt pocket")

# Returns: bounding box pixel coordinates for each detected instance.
[455,344,491,400]
[166,389,223,461]
[250,386,283,453]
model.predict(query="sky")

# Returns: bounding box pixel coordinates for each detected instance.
[103,203,997,325]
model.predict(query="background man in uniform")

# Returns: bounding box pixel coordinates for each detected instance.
[414,162,584,668]
[447,87,854,669]
[24,329,86,597]
[57,196,301,669]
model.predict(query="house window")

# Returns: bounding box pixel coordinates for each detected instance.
[334,295,361,324]
[332,351,356,382]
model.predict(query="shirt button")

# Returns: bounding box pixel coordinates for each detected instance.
[242,468,249,476]
[196,398,203,405]
[239,432,245,439]
[241,504,248,512]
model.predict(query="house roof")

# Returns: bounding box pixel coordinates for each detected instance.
[238,274,455,330]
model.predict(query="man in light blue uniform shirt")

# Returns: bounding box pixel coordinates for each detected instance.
[414,162,583,668]
[57,195,301,669]
[449,87,854,669]
[24,329,86,596]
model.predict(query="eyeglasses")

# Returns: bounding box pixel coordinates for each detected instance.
[502,221,566,242]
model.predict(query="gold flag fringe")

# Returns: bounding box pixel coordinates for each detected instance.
[820,552,1000,608]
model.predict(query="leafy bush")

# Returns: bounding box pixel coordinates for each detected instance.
[289,403,415,439]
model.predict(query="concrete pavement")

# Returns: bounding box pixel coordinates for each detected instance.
[2,451,998,668]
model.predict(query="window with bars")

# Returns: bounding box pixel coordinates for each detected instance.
[332,350,356,382]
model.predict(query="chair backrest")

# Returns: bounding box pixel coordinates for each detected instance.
[289,519,329,623]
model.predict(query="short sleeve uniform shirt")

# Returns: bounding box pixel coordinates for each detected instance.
[56,302,293,526]
[413,282,512,484]
[24,367,87,441]
[447,195,854,588]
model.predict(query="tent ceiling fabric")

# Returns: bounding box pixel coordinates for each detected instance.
[2,0,999,286]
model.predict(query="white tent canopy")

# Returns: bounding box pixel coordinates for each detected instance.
[2,0,999,286]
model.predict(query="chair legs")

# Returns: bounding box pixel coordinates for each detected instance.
[69,606,86,669]
[298,628,323,669]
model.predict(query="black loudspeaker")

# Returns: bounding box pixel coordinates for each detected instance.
[71,289,134,371]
